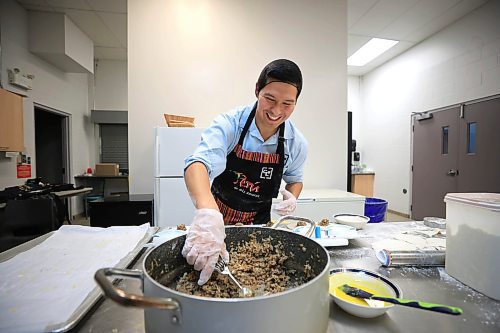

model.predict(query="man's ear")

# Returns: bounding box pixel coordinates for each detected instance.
[255,83,259,98]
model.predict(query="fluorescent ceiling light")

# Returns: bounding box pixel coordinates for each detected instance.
[347,38,399,67]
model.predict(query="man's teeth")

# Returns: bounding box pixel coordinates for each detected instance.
[267,113,280,121]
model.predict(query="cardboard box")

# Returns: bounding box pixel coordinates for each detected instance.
[164,114,195,127]
[444,193,500,300]
[95,163,119,176]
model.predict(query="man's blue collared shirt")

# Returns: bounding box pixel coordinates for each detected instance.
[185,103,308,184]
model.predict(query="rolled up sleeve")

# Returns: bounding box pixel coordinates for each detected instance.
[282,132,308,184]
[184,113,238,180]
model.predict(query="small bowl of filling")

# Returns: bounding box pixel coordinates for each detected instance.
[329,268,401,318]
[333,214,370,230]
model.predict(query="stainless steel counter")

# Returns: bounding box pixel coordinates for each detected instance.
[326,223,500,332]
[18,223,500,332]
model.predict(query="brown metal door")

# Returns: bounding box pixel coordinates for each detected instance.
[411,107,459,220]
[458,99,500,192]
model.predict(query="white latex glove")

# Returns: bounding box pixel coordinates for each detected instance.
[181,208,229,285]
[272,189,297,216]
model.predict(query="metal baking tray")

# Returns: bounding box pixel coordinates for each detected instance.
[0,226,158,332]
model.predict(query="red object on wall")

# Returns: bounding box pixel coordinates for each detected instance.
[17,164,31,178]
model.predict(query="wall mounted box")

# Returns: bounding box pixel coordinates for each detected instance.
[28,11,93,73]
[444,193,500,301]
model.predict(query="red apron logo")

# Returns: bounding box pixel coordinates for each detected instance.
[260,167,273,179]
[233,172,260,193]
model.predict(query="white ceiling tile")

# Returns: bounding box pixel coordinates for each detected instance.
[380,0,461,42]
[377,18,421,41]
[404,0,488,42]
[348,0,379,29]
[16,0,488,64]
[23,4,54,12]
[45,0,91,10]
[63,9,122,47]
[96,12,127,47]
[85,0,126,13]
[94,46,127,60]
[349,0,420,36]
[16,0,51,6]
[347,34,372,57]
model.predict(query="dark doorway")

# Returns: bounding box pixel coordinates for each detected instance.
[34,107,69,185]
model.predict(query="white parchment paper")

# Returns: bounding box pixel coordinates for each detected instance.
[0,224,149,333]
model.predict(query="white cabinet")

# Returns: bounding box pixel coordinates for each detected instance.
[0,88,24,152]
[272,189,365,222]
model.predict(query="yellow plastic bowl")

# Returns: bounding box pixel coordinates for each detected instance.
[329,268,402,318]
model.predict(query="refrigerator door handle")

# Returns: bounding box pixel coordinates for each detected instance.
[154,135,160,176]
[154,178,160,226]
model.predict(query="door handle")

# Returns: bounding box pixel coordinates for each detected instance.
[447,169,459,176]
[296,198,315,203]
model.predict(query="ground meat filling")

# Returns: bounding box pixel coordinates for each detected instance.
[319,218,330,226]
[175,233,296,298]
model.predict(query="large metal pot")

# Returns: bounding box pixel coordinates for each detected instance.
[95,222,330,333]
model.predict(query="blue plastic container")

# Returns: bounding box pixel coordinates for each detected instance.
[364,197,388,223]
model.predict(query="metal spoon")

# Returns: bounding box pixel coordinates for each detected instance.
[214,256,254,298]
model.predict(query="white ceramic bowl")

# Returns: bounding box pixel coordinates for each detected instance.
[333,214,370,230]
[329,268,402,318]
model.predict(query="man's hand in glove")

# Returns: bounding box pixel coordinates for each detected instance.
[181,208,229,285]
[272,189,297,216]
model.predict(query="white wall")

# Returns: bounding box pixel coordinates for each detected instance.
[356,0,500,214]
[347,75,361,143]
[0,0,95,213]
[93,59,127,111]
[129,0,347,195]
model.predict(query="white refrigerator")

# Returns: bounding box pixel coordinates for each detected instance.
[154,127,204,228]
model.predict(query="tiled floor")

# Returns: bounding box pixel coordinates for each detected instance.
[69,216,90,226]
[385,211,413,222]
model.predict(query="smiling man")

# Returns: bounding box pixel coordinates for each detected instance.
[181,59,308,285]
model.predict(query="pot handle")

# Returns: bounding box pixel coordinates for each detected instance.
[95,267,182,324]
[274,215,317,238]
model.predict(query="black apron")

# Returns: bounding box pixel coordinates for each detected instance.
[211,105,285,225]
